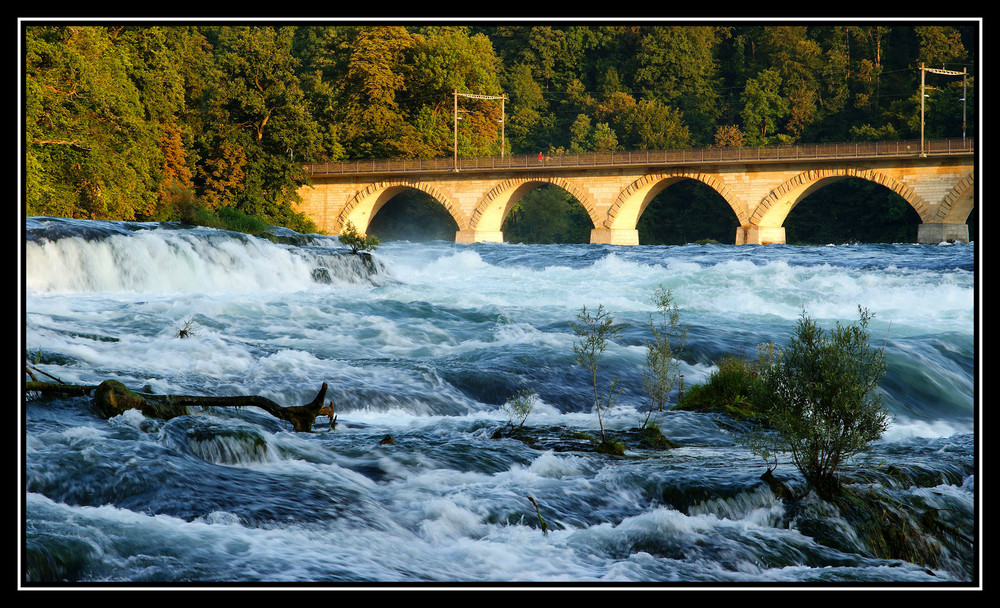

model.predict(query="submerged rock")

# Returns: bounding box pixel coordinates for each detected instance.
[491,423,679,455]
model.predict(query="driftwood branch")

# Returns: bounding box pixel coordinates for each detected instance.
[26,378,330,432]
[25,363,66,385]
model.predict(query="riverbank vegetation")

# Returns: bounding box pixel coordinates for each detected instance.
[24,22,976,243]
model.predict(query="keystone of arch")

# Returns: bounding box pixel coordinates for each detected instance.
[468,175,601,232]
[604,170,748,230]
[749,167,931,226]
[333,179,469,233]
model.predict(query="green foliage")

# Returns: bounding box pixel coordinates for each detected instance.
[675,349,769,417]
[215,207,272,234]
[741,68,789,146]
[24,23,976,232]
[26,26,165,220]
[640,286,686,427]
[621,98,691,150]
[176,197,271,235]
[203,26,323,222]
[501,389,538,429]
[595,436,626,456]
[634,26,721,143]
[338,220,380,254]
[749,308,891,499]
[638,421,675,450]
[572,304,623,443]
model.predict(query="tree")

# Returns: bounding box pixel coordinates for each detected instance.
[336,26,425,159]
[915,25,969,67]
[197,139,247,211]
[750,307,891,499]
[25,26,165,220]
[567,114,593,153]
[152,120,196,220]
[741,68,789,146]
[406,27,504,158]
[113,26,195,220]
[291,25,351,163]
[621,98,691,150]
[195,26,323,231]
[502,62,551,153]
[714,124,745,147]
[634,26,722,144]
[572,304,624,453]
[588,122,621,152]
[754,25,825,141]
[524,26,567,90]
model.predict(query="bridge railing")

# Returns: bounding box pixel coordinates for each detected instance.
[303,138,974,176]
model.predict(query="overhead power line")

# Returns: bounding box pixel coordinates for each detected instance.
[454,90,506,167]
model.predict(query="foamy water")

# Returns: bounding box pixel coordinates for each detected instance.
[22,218,978,586]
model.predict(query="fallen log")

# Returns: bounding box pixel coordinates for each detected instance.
[26,379,329,432]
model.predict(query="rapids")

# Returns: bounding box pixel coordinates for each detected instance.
[22,217,978,587]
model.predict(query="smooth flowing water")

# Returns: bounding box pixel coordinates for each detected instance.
[22,217,978,587]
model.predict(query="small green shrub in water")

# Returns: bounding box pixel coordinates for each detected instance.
[339,220,380,254]
[501,388,538,429]
[750,307,891,499]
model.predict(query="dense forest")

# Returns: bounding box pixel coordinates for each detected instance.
[23,22,978,243]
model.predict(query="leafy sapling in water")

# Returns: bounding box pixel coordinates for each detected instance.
[641,286,686,428]
[731,417,794,499]
[572,304,624,453]
[501,388,538,429]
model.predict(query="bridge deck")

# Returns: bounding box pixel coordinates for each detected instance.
[303,138,974,177]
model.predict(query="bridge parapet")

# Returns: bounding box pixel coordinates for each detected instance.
[304,139,972,178]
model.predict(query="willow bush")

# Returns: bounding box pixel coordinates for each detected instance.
[750,307,891,499]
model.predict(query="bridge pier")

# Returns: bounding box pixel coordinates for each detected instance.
[590,229,639,245]
[736,225,786,245]
[455,230,504,244]
[917,223,970,244]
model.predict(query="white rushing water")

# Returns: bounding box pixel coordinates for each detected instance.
[22,218,978,587]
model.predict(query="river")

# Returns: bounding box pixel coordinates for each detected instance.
[21,217,978,588]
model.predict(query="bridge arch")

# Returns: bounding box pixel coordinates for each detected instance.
[333,179,468,234]
[605,170,748,231]
[469,175,600,233]
[750,168,931,229]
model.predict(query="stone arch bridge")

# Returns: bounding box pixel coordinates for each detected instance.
[295,139,975,245]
